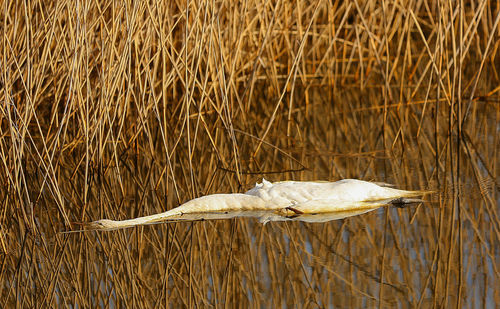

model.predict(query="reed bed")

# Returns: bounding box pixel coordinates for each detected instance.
[1,0,499,307]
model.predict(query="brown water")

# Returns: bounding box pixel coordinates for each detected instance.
[1,1,498,307]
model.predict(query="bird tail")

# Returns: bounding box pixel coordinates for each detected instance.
[364,187,433,208]
[385,187,434,198]
[378,188,434,208]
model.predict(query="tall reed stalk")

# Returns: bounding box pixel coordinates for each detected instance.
[1,0,498,307]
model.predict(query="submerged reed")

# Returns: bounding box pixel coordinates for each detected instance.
[0,0,498,307]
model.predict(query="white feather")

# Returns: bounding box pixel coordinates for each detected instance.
[86,178,426,230]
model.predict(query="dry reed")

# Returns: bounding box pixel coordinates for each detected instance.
[1,0,499,307]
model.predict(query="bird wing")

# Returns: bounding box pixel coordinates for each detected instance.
[281,198,387,214]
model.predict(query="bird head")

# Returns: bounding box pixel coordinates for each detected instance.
[86,219,117,230]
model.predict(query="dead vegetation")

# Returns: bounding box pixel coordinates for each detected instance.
[0,0,498,307]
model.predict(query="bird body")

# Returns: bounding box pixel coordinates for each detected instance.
[87,179,427,230]
[246,179,418,210]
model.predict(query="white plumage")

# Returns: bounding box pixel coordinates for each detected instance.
[87,179,427,231]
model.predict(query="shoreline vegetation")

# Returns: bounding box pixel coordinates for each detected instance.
[1,0,498,307]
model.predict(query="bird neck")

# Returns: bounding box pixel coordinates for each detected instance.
[101,193,267,229]
[175,193,267,213]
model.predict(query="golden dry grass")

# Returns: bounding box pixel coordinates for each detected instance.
[1,0,499,307]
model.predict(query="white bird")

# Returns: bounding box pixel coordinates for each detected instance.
[86,179,428,231]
